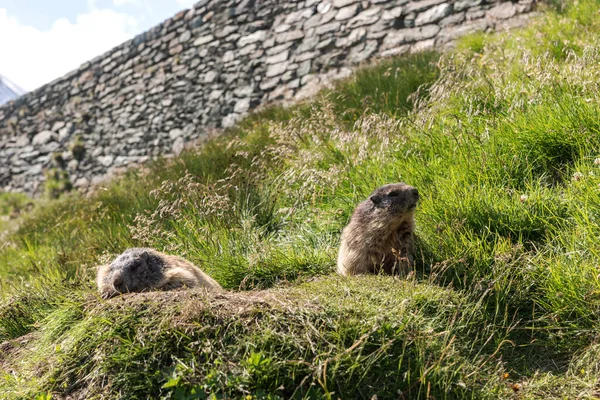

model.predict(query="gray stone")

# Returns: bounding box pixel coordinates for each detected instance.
[172,137,185,155]
[316,22,341,35]
[276,30,305,43]
[347,7,382,28]
[437,19,490,43]
[266,61,290,78]
[169,128,184,140]
[440,12,465,27]
[349,40,378,62]
[179,31,192,43]
[415,3,452,26]
[238,30,267,47]
[234,98,251,113]
[285,8,314,24]
[43,142,60,153]
[215,25,237,39]
[169,44,184,55]
[383,24,440,48]
[404,0,446,14]
[259,77,280,90]
[466,9,485,20]
[275,24,292,33]
[25,164,43,176]
[335,4,360,20]
[382,6,404,20]
[14,135,29,147]
[411,38,435,52]
[99,155,115,167]
[91,148,104,157]
[204,71,218,83]
[297,36,320,53]
[347,27,367,45]
[267,50,290,64]
[454,0,482,11]
[221,114,240,129]
[487,2,516,19]
[266,42,293,56]
[317,3,332,14]
[74,177,90,188]
[297,60,312,76]
[333,0,359,7]
[380,44,411,57]
[194,34,214,46]
[51,121,66,132]
[32,131,56,146]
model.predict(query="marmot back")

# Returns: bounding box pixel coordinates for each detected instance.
[337,183,419,276]
[97,248,222,299]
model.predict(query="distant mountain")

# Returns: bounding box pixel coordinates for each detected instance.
[0,74,26,105]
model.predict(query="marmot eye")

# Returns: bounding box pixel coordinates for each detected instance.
[388,191,400,197]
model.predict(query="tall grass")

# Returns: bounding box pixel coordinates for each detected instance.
[3,1,600,398]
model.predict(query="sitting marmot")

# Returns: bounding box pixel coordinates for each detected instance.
[337,183,420,276]
[97,248,222,299]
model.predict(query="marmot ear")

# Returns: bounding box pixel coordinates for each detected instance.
[140,250,150,261]
[369,195,382,205]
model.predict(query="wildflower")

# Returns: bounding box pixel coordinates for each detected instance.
[572,172,584,181]
[594,158,600,165]
[519,195,528,203]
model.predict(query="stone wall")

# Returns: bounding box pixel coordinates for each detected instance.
[0,0,537,195]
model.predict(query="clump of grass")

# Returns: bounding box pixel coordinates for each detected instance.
[69,135,86,162]
[0,192,32,218]
[43,168,73,199]
[0,278,516,399]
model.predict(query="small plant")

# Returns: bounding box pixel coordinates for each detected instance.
[51,152,65,168]
[43,168,73,199]
[69,136,86,162]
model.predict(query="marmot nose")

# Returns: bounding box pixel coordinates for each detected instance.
[411,188,419,199]
[112,274,125,292]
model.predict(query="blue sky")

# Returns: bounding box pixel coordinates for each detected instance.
[0,0,196,91]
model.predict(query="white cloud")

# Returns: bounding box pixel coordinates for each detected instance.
[0,8,139,91]
[113,0,144,8]
[175,0,197,8]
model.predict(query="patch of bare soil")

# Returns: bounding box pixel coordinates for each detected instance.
[86,283,326,325]
[0,331,37,372]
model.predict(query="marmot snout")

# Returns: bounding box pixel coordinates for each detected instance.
[337,183,419,276]
[97,248,222,299]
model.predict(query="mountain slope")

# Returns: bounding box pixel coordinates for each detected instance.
[2,1,600,398]
[0,74,25,105]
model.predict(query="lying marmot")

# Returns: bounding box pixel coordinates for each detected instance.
[337,183,420,276]
[97,248,222,299]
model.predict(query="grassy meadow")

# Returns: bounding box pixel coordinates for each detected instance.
[3,1,600,398]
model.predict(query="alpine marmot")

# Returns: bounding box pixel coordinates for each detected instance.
[97,248,222,299]
[337,183,419,276]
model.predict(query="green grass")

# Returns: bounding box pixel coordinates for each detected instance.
[3,1,600,398]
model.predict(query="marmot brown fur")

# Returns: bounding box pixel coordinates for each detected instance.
[337,183,419,276]
[97,248,222,299]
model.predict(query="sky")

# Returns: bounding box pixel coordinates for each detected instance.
[0,0,197,91]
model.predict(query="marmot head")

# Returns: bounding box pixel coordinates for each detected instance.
[363,183,419,221]
[100,248,165,298]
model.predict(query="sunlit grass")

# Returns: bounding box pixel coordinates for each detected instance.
[3,1,600,398]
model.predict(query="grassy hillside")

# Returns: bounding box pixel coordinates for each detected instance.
[3,1,600,398]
